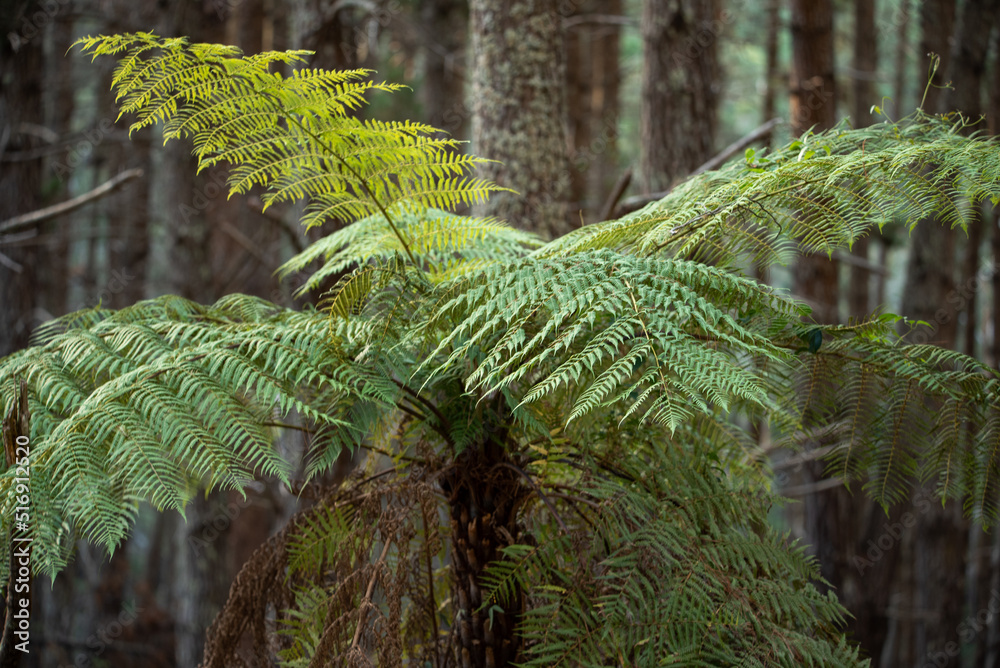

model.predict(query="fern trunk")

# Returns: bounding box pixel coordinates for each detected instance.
[443,436,528,667]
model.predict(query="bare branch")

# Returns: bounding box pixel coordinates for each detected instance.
[0,168,143,236]
[615,118,783,218]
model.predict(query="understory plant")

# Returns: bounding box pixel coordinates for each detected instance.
[2,32,1000,666]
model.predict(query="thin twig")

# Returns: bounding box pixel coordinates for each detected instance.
[219,220,271,266]
[778,477,845,497]
[0,250,23,273]
[598,168,632,222]
[562,13,637,29]
[0,168,143,235]
[615,118,782,217]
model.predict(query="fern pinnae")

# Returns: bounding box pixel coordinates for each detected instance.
[878,377,916,506]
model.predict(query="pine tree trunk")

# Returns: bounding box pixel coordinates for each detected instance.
[0,3,44,358]
[469,0,570,238]
[761,0,780,136]
[638,0,719,193]
[787,2,850,658]
[847,0,876,320]
[421,0,467,139]
[565,1,622,224]
[789,0,838,324]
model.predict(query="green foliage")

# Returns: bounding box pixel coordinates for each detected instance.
[3,32,1000,665]
[481,444,862,666]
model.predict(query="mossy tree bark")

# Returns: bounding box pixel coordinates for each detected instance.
[469,0,570,239]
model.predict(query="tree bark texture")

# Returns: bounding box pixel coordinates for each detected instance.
[469,0,570,238]
[0,2,44,358]
[789,0,838,325]
[848,0,877,321]
[638,0,719,194]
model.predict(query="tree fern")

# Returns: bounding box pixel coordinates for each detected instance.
[3,32,1000,665]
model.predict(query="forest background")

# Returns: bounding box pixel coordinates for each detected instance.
[0,0,999,666]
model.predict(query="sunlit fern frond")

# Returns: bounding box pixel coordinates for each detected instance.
[278,208,542,295]
[74,33,509,253]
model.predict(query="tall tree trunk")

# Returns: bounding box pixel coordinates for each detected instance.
[420,0,467,139]
[945,3,998,666]
[896,3,966,665]
[762,0,781,140]
[565,1,622,224]
[789,0,838,324]
[892,0,912,119]
[848,0,877,320]
[469,0,570,238]
[822,4,902,665]
[787,1,854,661]
[0,2,45,358]
[947,0,999,361]
[638,0,719,193]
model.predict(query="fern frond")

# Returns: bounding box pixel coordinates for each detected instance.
[417,250,804,429]
[541,113,1000,270]
[278,208,541,296]
[497,442,866,666]
[0,295,377,575]
[74,32,510,262]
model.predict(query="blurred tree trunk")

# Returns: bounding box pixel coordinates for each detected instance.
[787,1,857,663]
[761,0,780,141]
[0,3,45,358]
[813,4,902,666]
[942,2,999,666]
[638,0,718,194]
[848,0,876,320]
[900,0,956,351]
[420,0,467,139]
[469,0,569,238]
[789,0,838,324]
[941,0,998,359]
[892,0,911,119]
[565,2,622,224]
[893,3,968,666]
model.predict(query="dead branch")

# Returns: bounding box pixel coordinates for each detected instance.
[614,118,783,218]
[0,168,143,236]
